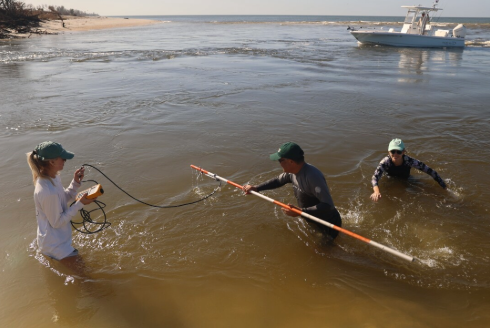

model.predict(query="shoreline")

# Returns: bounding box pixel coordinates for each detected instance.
[1,16,162,40]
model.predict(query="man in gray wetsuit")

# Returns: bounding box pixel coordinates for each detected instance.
[243,142,342,240]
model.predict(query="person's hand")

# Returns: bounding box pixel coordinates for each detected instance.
[370,191,382,202]
[441,180,448,190]
[282,204,301,217]
[79,193,95,205]
[74,166,85,184]
[243,185,257,194]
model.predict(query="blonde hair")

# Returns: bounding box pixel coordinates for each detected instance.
[26,151,54,185]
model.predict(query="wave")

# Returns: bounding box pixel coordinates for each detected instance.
[465,39,490,47]
[208,20,490,28]
[0,45,330,64]
[2,41,488,66]
[210,20,405,26]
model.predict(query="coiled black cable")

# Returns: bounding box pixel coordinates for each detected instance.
[70,164,221,234]
[71,178,109,234]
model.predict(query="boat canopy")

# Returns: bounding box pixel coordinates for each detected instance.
[401,6,442,12]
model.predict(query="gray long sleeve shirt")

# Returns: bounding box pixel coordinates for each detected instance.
[256,163,335,219]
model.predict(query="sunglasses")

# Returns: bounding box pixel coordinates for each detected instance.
[390,150,403,155]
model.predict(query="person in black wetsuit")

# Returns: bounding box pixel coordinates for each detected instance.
[370,138,447,202]
[243,142,342,240]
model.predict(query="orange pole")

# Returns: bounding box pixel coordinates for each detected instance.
[191,165,414,262]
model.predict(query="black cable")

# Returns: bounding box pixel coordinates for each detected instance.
[70,164,221,234]
[71,181,109,234]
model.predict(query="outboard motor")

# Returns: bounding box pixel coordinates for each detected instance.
[453,24,467,38]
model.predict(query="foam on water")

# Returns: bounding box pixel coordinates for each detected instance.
[465,39,490,47]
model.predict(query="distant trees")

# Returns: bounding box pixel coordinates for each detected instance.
[0,0,16,15]
[47,5,63,26]
[1,0,98,38]
[1,1,97,20]
[1,0,40,36]
[35,4,98,17]
[1,0,34,17]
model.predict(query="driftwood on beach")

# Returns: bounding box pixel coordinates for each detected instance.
[0,0,44,38]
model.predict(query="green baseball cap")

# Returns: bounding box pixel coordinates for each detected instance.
[388,138,405,151]
[34,141,74,161]
[270,142,304,161]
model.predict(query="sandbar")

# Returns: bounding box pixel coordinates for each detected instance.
[41,16,162,33]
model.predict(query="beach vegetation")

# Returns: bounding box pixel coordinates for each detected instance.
[39,4,98,17]
[1,0,98,39]
[1,0,41,37]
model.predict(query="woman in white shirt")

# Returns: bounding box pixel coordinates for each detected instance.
[27,141,94,271]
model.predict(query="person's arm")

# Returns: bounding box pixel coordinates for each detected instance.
[39,193,84,229]
[371,185,381,202]
[299,200,335,218]
[243,173,291,194]
[63,167,85,203]
[407,157,447,189]
[64,179,82,203]
[370,157,389,202]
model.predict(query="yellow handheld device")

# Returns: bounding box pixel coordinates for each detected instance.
[76,184,104,201]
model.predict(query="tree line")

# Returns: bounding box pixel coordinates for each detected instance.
[36,4,98,17]
[1,0,98,38]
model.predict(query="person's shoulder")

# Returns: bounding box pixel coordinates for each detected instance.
[403,154,423,166]
[34,177,58,194]
[403,154,416,162]
[304,163,325,177]
[304,162,318,171]
[379,155,391,164]
[35,177,49,188]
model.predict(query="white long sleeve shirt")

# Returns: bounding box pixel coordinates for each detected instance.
[34,175,84,260]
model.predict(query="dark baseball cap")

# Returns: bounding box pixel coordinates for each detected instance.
[35,141,74,161]
[269,142,304,161]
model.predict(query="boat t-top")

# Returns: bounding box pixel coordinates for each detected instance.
[349,2,466,48]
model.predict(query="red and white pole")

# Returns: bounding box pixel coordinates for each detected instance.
[191,165,414,263]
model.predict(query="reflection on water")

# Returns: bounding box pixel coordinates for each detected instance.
[397,48,464,83]
[355,43,465,83]
[398,49,430,80]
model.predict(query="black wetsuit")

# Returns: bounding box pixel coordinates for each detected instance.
[256,163,342,239]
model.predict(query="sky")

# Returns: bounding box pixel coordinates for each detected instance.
[25,0,490,17]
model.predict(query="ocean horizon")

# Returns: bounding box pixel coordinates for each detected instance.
[116,14,490,22]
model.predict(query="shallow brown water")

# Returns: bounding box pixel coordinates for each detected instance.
[1,18,490,327]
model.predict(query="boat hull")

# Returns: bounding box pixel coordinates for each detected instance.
[350,31,465,48]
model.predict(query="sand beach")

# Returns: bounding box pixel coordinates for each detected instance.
[41,16,162,32]
[1,15,161,39]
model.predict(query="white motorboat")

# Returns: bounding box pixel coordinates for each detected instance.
[349,3,466,48]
